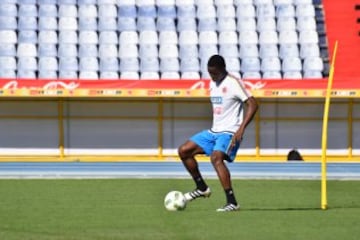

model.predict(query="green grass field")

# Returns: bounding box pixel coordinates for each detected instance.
[0,179,359,240]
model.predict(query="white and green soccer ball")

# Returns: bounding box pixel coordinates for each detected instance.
[164,191,187,211]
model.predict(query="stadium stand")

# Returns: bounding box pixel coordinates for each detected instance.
[0,0,329,80]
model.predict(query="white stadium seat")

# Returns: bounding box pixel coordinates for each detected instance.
[100,57,119,72]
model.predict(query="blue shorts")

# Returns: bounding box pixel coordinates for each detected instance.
[190,130,240,162]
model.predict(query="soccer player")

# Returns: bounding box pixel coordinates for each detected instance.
[178,55,258,212]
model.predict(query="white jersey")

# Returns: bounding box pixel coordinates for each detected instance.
[209,74,252,133]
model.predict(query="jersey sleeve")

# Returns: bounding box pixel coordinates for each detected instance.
[232,78,252,101]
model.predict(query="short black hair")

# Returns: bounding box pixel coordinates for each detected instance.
[207,55,226,69]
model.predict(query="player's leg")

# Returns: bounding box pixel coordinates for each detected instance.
[211,134,240,211]
[178,131,213,201]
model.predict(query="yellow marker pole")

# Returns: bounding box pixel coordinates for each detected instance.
[321,41,338,210]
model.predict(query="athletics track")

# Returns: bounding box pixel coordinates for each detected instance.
[0,162,359,180]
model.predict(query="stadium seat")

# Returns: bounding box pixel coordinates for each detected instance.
[158,5,177,18]
[297,17,317,31]
[98,4,117,18]
[261,57,281,72]
[139,30,158,45]
[219,44,239,58]
[38,44,57,57]
[59,57,78,71]
[240,44,259,58]
[18,17,37,30]
[276,4,295,18]
[282,57,302,72]
[59,17,78,30]
[161,72,181,80]
[181,71,200,80]
[137,17,156,31]
[18,30,37,43]
[139,44,158,58]
[199,44,218,61]
[79,71,99,80]
[179,30,198,45]
[217,5,236,18]
[119,31,139,45]
[159,44,178,59]
[303,57,324,72]
[78,4,98,18]
[217,18,237,32]
[58,44,78,57]
[177,5,196,18]
[59,5,77,17]
[180,57,200,72]
[159,31,178,45]
[99,44,118,58]
[38,31,58,44]
[277,17,296,31]
[141,71,160,80]
[0,69,16,78]
[279,44,299,59]
[38,17,58,30]
[100,71,119,79]
[0,4,17,17]
[242,71,261,79]
[256,4,275,18]
[263,71,282,79]
[140,57,159,72]
[224,57,241,72]
[39,4,58,17]
[118,5,137,17]
[157,18,176,31]
[59,31,78,44]
[121,71,140,80]
[17,43,37,57]
[17,70,36,78]
[296,4,315,17]
[257,17,276,32]
[0,56,16,70]
[237,17,257,32]
[19,4,38,17]
[120,58,139,72]
[179,44,198,59]
[39,57,58,71]
[118,17,137,31]
[197,4,216,19]
[241,57,261,72]
[236,4,256,18]
[259,30,278,45]
[18,57,37,71]
[177,18,197,31]
[0,17,17,30]
[98,17,117,31]
[218,31,238,45]
[79,31,98,44]
[303,70,322,78]
[0,43,16,56]
[99,31,118,44]
[59,71,78,79]
[239,30,258,45]
[283,71,302,79]
[100,57,119,72]
[279,30,298,44]
[78,17,97,31]
[199,31,218,45]
[198,18,217,32]
[300,43,320,59]
[259,44,279,58]
[299,30,319,44]
[119,44,138,58]
[160,58,180,72]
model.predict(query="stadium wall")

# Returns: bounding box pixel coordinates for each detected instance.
[0,98,359,162]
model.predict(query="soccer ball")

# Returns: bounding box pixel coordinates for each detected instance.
[164,191,187,211]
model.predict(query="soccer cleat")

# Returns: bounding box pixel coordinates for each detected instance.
[216,203,240,212]
[184,187,211,202]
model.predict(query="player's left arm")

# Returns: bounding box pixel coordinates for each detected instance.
[231,96,258,147]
